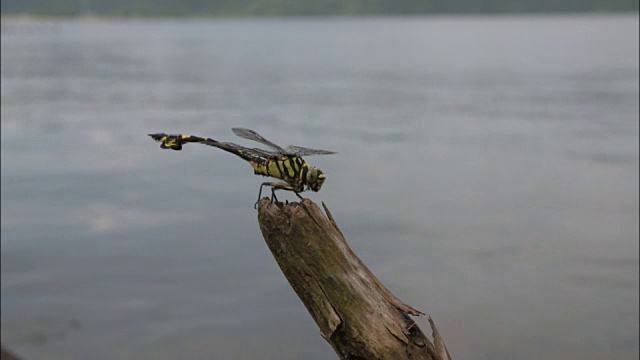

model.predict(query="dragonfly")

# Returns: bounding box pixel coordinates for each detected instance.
[149,128,335,208]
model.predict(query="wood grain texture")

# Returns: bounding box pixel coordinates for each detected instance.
[257,199,451,360]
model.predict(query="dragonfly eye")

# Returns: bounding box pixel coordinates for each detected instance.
[307,167,318,183]
[307,167,326,192]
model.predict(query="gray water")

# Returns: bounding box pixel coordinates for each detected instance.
[1,14,638,360]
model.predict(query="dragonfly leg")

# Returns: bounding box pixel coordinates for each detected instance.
[255,183,267,209]
[255,182,297,209]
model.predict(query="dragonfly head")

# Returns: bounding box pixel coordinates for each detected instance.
[306,166,326,192]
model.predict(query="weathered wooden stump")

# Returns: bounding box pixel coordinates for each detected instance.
[257,199,451,360]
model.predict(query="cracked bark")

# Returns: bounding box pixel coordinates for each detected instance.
[257,199,451,360]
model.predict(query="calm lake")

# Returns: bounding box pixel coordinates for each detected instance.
[1,14,638,360]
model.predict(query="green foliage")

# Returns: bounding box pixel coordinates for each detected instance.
[1,0,638,16]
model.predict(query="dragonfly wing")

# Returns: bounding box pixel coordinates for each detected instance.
[284,145,336,156]
[248,147,280,158]
[232,128,287,154]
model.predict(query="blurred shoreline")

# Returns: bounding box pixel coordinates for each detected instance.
[1,10,638,22]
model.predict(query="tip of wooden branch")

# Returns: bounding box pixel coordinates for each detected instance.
[256,198,324,218]
[256,197,311,210]
[256,198,326,234]
[429,316,452,360]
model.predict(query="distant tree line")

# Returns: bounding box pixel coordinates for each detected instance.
[1,0,638,16]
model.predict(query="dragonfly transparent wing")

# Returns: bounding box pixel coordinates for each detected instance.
[284,145,336,156]
[247,147,280,158]
[232,128,287,155]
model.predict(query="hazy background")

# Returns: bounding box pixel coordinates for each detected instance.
[1,0,639,16]
[1,4,639,360]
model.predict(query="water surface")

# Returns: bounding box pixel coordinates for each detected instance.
[1,14,638,360]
